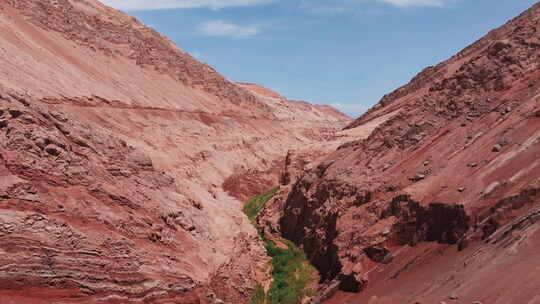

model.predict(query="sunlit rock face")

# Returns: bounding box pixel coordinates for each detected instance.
[262,3,540,303]
[0,1,350,303]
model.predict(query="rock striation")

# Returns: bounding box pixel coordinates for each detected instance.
[262,3,540,303]
[0,1,350,303]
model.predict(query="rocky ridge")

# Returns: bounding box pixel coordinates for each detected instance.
[259,3,540,303]
[0,1,350,303]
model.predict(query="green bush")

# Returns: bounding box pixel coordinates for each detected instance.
[265,241,314,304]
[251,284,267,304]
[245,188,315,304]
[243,187,279,223]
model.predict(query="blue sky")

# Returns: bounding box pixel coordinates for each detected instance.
[101,0,538,117]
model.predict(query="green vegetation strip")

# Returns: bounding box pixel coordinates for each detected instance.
[263,240,315,304]
[243,187,279,223]
[244,188,316,304]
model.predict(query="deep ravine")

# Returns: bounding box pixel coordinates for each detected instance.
[243,188,318,304]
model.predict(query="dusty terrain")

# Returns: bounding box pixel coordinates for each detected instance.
[259,3,540,303]
[0,1,350,303]
[2,0,540,303]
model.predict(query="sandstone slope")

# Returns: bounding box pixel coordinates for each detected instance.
[0,1,350,303]
[263,3,540,303]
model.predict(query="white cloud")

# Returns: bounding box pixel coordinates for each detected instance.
[298,1,351,14]
[100,0,274,11]
[378,0,447,7]
[305,6,353,14]
[101,0,457,11]
[190,51,205,61]
[329,102,370,117]
[199,20,261,38]
[297,0,453,14]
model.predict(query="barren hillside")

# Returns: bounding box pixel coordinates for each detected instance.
[0,1,350,303]
[260,3,540,303]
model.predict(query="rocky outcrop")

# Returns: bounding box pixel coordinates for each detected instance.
[383,196,469,246]
[263,3,540,303]
[0,1,350,303]
[0,90,213,303]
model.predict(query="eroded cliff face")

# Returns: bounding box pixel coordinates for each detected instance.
[263,3,540,303]
[0,1,350,303]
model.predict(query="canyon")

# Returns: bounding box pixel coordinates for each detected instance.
[0,1,349,303]
[0,0,539,304]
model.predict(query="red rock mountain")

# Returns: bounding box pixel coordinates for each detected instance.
[261,3,540,304]
[0,1,350,303]
[2,0,540,303]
